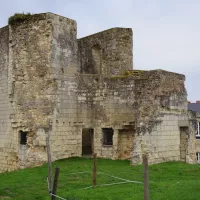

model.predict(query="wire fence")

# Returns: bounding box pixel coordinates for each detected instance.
[45,156,200,200]
[47,167,144,200]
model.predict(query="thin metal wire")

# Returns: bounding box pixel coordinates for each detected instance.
[98,171,142,184]
[67,171,91,175]
[47,169,143,196]
[50,193,67,200]
[80,180,142,190]
[65,170,142,185]
[47,177,67,200]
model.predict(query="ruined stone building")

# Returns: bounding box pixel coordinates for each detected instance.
[0,12,196,172]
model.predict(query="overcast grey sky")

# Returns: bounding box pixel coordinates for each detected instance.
[0,0,199,102]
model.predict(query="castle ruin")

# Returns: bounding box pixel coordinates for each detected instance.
[0,12,196,172]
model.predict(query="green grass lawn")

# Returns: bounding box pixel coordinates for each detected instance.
[0,157,200,200]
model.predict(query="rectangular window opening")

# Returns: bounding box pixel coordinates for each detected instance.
[20,131,28,145]
[102,128,114,146]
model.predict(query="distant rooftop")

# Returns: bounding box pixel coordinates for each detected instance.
[188,101,200,114]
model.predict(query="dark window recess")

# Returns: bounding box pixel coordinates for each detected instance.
[20,131,28,145]
[196,135,200,139]
[103,128,114,145]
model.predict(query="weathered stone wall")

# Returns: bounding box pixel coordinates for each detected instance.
[186,111,196,163]
[76,75,135,159]
[8,13,56,168]
[0,26,16,172]
[195,117,200,156]
[132,112,193,165]
[132,70,196,164]
[196,139,200,152]
[78,28,133,75]
[46,26,135,161]
[48,13,82,160]
[76,70,196,164]
[133,70,187,131]
[76,28,134,159]
[0,13,196,173]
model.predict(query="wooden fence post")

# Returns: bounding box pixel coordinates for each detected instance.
[51,167,60,200]
[143,154,149,200]
[93,153,97,187]
[46,130,53,194]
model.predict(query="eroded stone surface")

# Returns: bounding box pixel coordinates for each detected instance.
[0,12,196,172]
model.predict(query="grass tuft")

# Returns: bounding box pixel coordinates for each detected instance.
[8,12,32,25]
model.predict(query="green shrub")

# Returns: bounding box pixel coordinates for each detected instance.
[8,12,32,25]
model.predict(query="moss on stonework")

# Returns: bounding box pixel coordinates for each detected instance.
[108,75,130,79]
[122,70,146,77]
[8,13,45,26]
[8,13,32,25]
